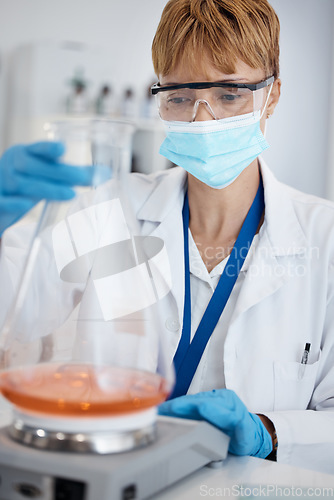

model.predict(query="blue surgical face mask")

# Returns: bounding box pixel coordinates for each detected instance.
[159,110,269,189]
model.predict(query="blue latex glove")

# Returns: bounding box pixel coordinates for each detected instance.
[158,389,273,458]
[0,141,94,236]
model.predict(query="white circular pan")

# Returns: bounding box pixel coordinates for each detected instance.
[12,407,157,433]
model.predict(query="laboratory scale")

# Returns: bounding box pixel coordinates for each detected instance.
[0,415,229,500]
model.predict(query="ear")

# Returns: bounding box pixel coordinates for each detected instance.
[266,78,281,119]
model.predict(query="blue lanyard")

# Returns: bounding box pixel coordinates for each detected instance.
[169,178,264,400]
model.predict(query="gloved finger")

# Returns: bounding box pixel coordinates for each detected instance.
[159,397,230,425]
[14,151,94,186]
[0,196,35,214]
[26,141,65,160]
[158,396,205,421]
[25,144,112,187]
[158,397,240,432]
[0,196,36,236]
[3,175,76,201]
[158,390,220,416]
[158,390,247,428]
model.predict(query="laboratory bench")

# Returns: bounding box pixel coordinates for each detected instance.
[154,454,334,499]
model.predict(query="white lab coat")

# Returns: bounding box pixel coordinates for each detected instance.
[1,160,334,474]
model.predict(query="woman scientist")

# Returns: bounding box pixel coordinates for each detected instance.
[1,0,334,473]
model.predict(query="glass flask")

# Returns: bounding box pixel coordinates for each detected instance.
[0,119,175,453]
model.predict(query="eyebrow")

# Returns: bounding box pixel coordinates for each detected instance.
[161,77,251,85]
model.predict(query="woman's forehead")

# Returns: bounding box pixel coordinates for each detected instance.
[159,59,266,85]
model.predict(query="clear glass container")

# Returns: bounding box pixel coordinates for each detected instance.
[0,119,175,453]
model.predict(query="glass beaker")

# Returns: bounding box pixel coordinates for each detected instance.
[0,118,175,453]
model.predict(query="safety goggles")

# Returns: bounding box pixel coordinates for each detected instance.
[151,76,274,122]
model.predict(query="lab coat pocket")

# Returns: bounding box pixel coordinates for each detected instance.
[273,356,320,411]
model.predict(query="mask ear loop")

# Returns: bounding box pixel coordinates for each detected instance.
[261,83,273,138]
[259,83,273,120]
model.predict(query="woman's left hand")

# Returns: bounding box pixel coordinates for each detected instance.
[158,389,273,458]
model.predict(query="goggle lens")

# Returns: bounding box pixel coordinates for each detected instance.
[152,78,274,122]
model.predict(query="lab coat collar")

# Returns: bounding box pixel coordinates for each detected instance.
[226,160,309,333]
[136,167,187,332]
[137,167,187,223]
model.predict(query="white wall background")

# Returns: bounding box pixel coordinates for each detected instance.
[0,0,333,198]
[265,0,334,199]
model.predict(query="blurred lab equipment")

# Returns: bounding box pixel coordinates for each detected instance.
[96,84,116,116]
[66,68,90,114]
[121,88,137,118]
[7,42,168,179]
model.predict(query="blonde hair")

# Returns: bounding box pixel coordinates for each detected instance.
[152,0,280,80]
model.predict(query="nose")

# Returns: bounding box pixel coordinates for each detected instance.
[192,99,217,122]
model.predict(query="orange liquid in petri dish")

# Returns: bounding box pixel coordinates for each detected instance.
[0,363,169,417]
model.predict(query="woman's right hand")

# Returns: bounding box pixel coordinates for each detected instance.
[0,141,93,236]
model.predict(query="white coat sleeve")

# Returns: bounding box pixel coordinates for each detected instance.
[263,264,334,475]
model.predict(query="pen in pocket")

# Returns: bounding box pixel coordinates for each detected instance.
[298,343,311,379]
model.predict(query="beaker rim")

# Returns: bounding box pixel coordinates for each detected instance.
[43,117,136,134]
